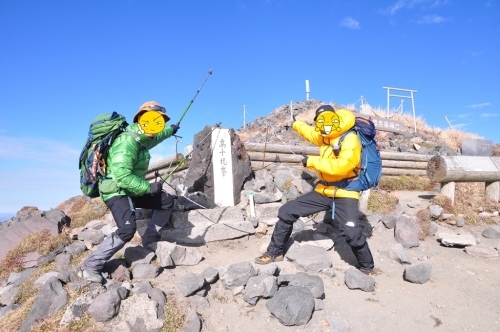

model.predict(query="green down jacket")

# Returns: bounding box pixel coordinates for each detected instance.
[98,122,174,202]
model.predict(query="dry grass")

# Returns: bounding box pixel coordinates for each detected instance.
[378,175,435,191]
[57,196,108,229]
[453,182,500,225]
[415,209,431,240]
[163,295,188,332]
[367,190,399,215]
[0,230,69,280]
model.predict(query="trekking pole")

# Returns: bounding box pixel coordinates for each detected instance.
[175,69,213,127]
[161,122,221,182]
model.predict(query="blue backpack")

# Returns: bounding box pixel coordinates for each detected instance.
[333,117,382,192]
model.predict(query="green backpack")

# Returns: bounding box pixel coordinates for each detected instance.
[78,112,129,198]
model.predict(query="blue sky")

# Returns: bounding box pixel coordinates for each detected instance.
[0,0,499,217]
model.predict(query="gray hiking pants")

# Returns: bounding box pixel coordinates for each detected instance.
[82,192,174,272]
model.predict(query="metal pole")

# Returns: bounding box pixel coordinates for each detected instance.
[243,105,246,130]
[386,88,390,114]
[290,101,293,121]
[176,69,213,126]
[445,116,454,129]
[411,91,416,132]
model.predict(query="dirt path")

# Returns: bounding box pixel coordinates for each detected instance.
[151,191,500,331]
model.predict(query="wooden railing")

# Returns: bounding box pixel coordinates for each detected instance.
[427,155,500,204]
[243,143,431,176]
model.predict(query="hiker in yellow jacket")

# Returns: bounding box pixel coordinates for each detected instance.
[255,105,375,275]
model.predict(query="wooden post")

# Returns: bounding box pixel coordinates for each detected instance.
[441,182,455,206]
[485,181,500,202]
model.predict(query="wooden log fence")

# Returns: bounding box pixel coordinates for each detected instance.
[244,143,431,176]
[427,155,500,204]
[145,153,188,181]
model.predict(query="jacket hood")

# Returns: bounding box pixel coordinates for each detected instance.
[316,108,355,139]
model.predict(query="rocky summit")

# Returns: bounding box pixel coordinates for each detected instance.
[1,100,500,332]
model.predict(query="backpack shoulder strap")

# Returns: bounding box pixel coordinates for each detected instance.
[122,131,147,151]
[333,128,356,157]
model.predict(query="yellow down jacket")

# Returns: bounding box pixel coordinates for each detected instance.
[293,109,361,199]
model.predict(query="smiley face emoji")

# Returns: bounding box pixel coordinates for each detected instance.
[315,111,341,135]
[138,111,166,134]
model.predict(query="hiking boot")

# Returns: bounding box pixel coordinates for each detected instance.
[78,268,105,283]
[254,253,284,265]
[359,267,373,276]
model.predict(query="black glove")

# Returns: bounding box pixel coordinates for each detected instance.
[170,124,180,135]
[301,154,308,167]
[150,181,163,195]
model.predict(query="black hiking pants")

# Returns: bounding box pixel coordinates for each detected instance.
[110,192,175,245]
[266,190,374,269]
[83,191,174,272]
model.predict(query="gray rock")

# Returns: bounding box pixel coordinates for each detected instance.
[218,261,257,290]
[56,252,72,271]
[438,233,476,247]
[394,216,420,248]
[98,293,164,332]
[289,272,324,299]
[243,274,277,305]
[181,309,202,332]
[20,277,68,332]
[482,227,500,239]
[266,286,315,326]
[292,229,334,250]
[428,205,443,219]
[124,246,155,268]
[60,287,103,326]
[87,286,127,322]
[150,241,203,267]
[201,267,219,283]
[34,271,59,290]
[175,273,206,297]
[64,241,87,257]
[0,304,21,319]
[464,246,499,258]
[429,222,439,236]
[321,268,337,278]
[77,228,105,245]
[407,200,421,208]
[184,125,251,206]
[391,243,412,264]
[344,268,375,292]
[0,284,20,306]
[403,262,432,284]
[259,263,280,276]
[132,263,162,280]
[381,215,397,229]
[285,244,332,273]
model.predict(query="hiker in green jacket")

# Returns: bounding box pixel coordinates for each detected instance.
[80,101,179,283]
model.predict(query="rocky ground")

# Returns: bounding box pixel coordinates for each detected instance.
[2,100,500,331]
[150,190,500,332]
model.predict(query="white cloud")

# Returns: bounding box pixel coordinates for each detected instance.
[431,0,450,7]
[0,136,79,164]
[480,113,498,118]
[381,0,426,15]
[457,113,471,119]
[339,17,360,29]
[416,15,450,24]
[453,123,471,129]
[380,0,448,15]
[466,102,491,108]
